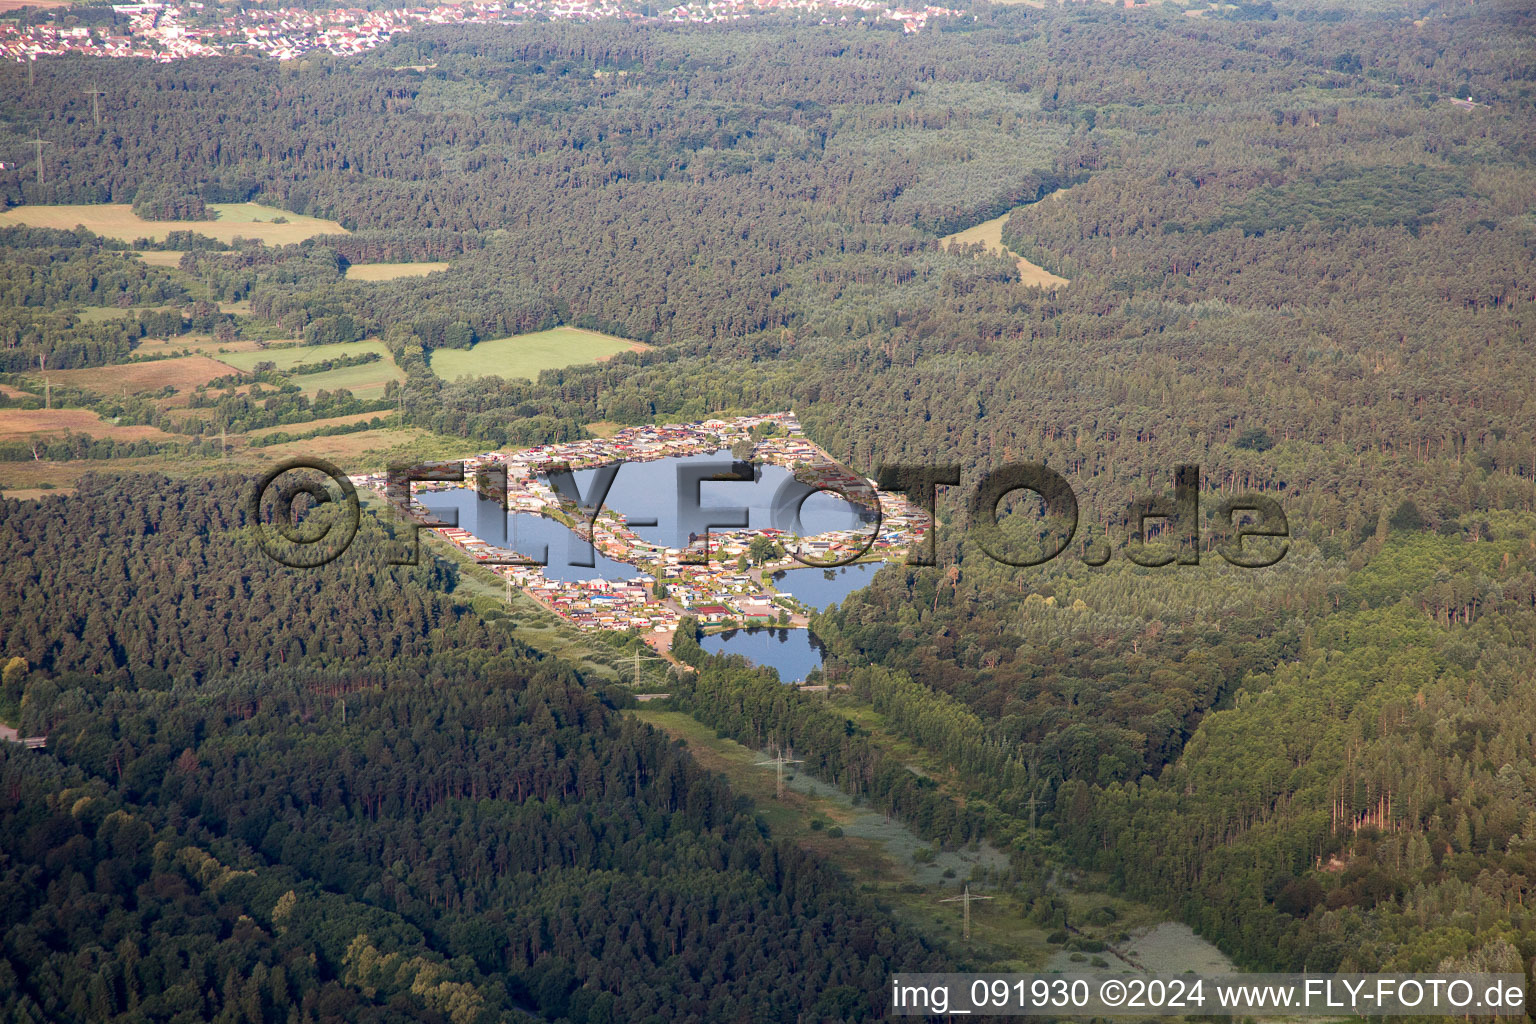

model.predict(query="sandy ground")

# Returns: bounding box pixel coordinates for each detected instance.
[943,211,1070,290]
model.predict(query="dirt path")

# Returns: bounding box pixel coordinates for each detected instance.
[943,211,1070,290]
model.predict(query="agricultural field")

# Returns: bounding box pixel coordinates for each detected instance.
[429,327,645,382]
[214,339,390,372]
[246,410,385,438]
[131,337,266,359]
[294,361,403,401]
[344,261,450,281]
[0,408,183,444]
[252,426,459,471]
[0,202,345,245]
[943,211,1070,290]
[39,354,236,396]
[215,339,401,399]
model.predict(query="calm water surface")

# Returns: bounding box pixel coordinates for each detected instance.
[772,561,885,611]
[700,628,826,683]
[415,489,648,583]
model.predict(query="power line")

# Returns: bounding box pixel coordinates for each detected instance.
[83,86,105,126]
[939,884,994,941]
[754,746,802,800]
[23,137,51,189]
[629,645,665,687]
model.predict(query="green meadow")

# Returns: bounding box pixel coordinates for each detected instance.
[216,339,390,372]
[428,327,642,382]
[217,340,402,399]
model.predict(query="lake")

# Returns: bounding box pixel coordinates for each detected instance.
[415,489,648,583]
[418,451,878,585]
[700,628,826,683]
[773,561,885,611]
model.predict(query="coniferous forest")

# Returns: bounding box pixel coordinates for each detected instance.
[1,0,1535,1019]
[0,476,946,1022]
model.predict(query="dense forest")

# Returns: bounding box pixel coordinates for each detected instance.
[0,476,946,1022]
[2,0,1535,1007]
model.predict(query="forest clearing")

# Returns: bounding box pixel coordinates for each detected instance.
[429,326,645,381]
[344,261,451,281]
[131,250,187,267]
[216,339,403,399]
[943,211,1070,290]
[0,202,345,245]
[215,339,391,372]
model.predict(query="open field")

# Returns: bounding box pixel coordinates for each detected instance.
[0,203,346,245]
[40,355,237,396]
[247,410,387,438]
[213,339,402,401]
[0,408,183,443]
[215,339,389,372]
[76,305,177,323]
[430,327,646,382]
[247,411,387,439]
[297,361,403,400]
[0,454,165,495]
[943,212,1070,290]
[254,427,463,472]
[344,261,450,281]
[132,337,267,359]
[132,251,187,268]
[196,339,402,398]
[0,452,217,495]
[0,422,470,494]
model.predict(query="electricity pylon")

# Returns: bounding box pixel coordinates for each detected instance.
[940,884,994,941]
[24,137,51,189]
[755,746,802,800]
[629,646,665,688]
[83,86,105,126]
